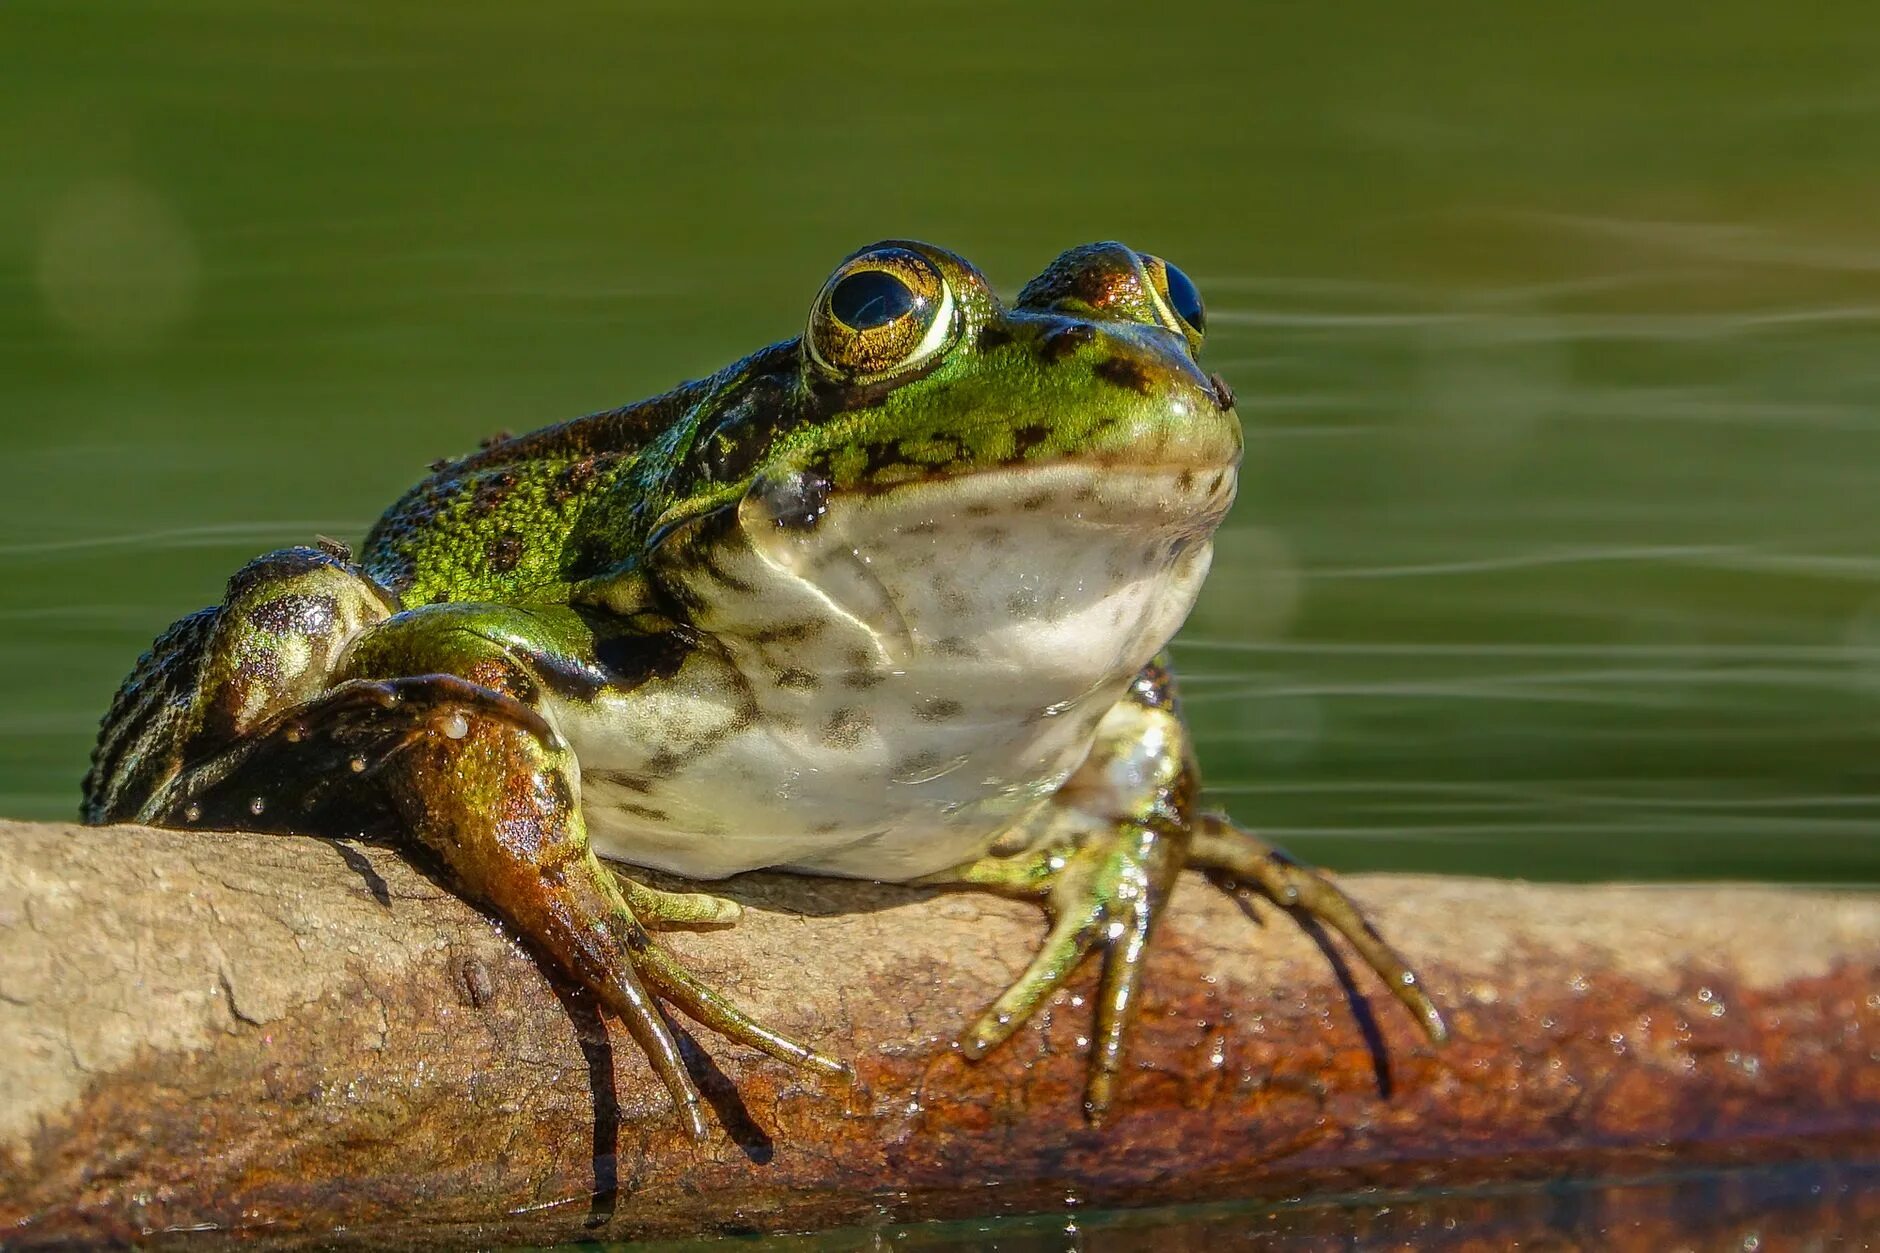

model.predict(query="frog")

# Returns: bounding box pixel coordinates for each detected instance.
[83,240,1445,1138]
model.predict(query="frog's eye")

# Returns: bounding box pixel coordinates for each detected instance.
[1138,253,1206,354]
[807,247,956,380]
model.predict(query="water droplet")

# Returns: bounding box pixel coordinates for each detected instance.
[248,797,266,816]
[182,804,201,823]
[441,712,470,740]
[349,757,367,773]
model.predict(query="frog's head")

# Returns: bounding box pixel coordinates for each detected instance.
[647,241,1241,675]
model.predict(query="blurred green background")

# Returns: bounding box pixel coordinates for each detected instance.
[4,1,1877,883]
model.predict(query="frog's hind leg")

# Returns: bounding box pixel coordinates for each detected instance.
[1187,816,1449,1045]
[156,671,846,1140]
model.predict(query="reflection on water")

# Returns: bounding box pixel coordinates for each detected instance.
[585,1160,1880,1251]
[2,1,1877,884]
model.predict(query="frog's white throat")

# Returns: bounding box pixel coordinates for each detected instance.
[573,462,1233,882]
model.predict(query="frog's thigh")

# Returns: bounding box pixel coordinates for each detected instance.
[337,605,743,933]
[198,546,398,749]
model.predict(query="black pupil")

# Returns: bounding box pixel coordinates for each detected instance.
[830,269,918,330]
[1164,261,1205,332]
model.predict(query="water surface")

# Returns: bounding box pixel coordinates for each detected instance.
[4,2,1878,885]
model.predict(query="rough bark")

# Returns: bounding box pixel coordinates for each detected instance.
[0,817,1875,1249]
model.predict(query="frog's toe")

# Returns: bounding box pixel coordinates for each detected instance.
[1190,813,1448,1045]
[612,873,744,930]
[630,935,852,1080]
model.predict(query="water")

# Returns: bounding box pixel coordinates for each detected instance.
[6,3,1878,883]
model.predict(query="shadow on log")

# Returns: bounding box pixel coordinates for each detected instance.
[1,818,1875,1248]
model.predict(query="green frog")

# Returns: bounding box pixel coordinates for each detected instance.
[83,241,1445,1138]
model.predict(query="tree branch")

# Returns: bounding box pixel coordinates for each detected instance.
[1,819,1875,1247]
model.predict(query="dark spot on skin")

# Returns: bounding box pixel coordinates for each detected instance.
[589,770,654,794]
[544,771,578,817]
[1040,323,1096,363]
[892,750,941,780]
[1096,357,1154,394]
[619,802,670,823]
[1006,589,1042,616]
[916,697,964,722]
[842,669,884,690]
[934,636,978,659]
[774,667,820,692]
[820,708,872,750]
[905,520,939,536]
[1071,264,1127,308]
[1011,424,1052,458]
[809,819,843,835]
[748,620,824,646]
[962,502,995,518]
[486,533,525,573]
[643,750,684,780]
[976,325,1013,352]
[549,457,600,506]
[1210,371,1237,411]
[1207,470,1227,495]
[1176,470,1195,493]
[1018,490,1054,513]
[245,592,338,636]
[700,554,758,595]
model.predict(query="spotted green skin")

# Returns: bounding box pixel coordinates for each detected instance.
[362,242,1234,612]
[84,240,1444,1136]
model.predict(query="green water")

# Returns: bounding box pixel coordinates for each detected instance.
[4,2,1878,890]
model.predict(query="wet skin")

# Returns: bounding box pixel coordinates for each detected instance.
[84,241,1446,1137]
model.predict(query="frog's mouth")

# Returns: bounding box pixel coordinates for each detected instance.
[688,459,1238,669]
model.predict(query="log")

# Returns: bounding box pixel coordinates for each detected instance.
[1,817,1875,1248]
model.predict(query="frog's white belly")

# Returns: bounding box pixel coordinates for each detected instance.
[549,463,1229,881]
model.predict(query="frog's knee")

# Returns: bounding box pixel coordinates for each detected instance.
[204,546,401,739]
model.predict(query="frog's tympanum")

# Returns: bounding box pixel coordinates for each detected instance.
[85,242,1445,1136]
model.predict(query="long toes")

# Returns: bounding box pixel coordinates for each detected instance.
[1194,816,1448,1045]
[594,958,710,1141]
[636,942,851,1079]
[1085,898,1153,1122]
[960,907,1103,1059]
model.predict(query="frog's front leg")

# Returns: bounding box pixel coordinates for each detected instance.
[156,608,847,1139]
[924,659,1446,1122]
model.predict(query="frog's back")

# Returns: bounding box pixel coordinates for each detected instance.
[359,375,714,606]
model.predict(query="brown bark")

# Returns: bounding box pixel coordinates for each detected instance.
[0,817,1875,1248]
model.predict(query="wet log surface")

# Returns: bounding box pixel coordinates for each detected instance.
[1,817,1876,1249]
